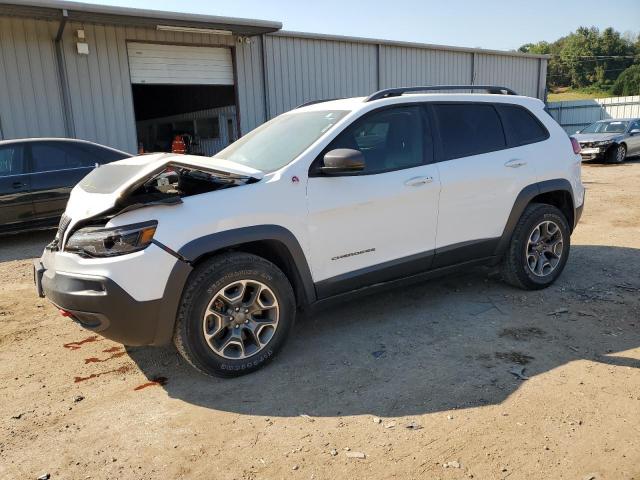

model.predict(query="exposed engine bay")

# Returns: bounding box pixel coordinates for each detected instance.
[48,161,260,251]
[121,162,256,209]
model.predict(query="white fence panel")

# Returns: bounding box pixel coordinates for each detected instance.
[546,96,640,134]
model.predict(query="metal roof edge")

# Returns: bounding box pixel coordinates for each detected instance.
[0,0,282,31]
[271,30,550,60]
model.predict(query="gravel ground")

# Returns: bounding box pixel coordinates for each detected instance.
[1,160,639,480]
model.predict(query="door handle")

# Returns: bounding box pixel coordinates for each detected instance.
[12,181,26,189]
[404,176,434,187]
[505,159,527,168]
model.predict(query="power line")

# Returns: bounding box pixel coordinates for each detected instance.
[550,55,636,59]
[547,67,630,77]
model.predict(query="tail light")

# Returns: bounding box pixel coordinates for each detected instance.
[570,137,581,154]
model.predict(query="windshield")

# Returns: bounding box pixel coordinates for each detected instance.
[213,110,348,172]
[581,121,629,134]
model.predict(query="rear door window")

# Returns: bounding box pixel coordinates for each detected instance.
[30,142,100,172]
[0,145,25,176]
[433,103,506,160]
[30,143,74,172]
[496,104,549,147]
[71,143,129,164]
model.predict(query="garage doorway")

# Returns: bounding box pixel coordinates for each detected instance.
[127,42,238,156]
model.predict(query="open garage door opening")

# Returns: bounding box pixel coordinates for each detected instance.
[128,43,238,156]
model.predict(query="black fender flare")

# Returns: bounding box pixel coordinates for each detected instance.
[178,224,316,305]
[494,179,575,257]
[152,225,316,346]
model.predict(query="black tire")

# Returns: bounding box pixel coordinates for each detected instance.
[500,203,571,290]
[174,252,296,378]
[606,144,626,164]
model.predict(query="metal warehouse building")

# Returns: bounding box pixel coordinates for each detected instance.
[0,0,549,155]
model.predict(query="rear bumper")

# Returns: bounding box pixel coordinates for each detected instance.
[35,257,192,346]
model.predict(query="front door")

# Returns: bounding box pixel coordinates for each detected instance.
[307,105,440,297]
[0,143,33,230]
[627,120,640,156]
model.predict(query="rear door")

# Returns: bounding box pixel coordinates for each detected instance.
[430,102,542,267]
[28,141,99,220]
[0,143,33,229]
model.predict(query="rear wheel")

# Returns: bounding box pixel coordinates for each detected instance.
[606,144,626,164]
[174,252,296,377]
[500,203,570,290]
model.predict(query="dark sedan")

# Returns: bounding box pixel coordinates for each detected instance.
[0,138,130,234]
[574,118,640,163]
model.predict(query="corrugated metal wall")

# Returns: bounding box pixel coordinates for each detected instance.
[379,46,473,88]
[0,17,66,139]
[474,53,541,99]
[261,33,546,120]
[0,16,262,152]
[0,15,547,152]
[546,96,640,134]
[234,36,266,135]
[262,34,378,116]
[58,21,248,153]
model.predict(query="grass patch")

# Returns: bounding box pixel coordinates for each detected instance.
[547,87,614,102]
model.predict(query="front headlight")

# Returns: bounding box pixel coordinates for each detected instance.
[65,221,157,257]
[594,140,614,147]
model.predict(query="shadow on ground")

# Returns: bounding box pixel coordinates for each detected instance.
[583,156,640,168]
[127,244,640,418]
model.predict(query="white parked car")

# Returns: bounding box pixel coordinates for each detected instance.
[35,86,585,377]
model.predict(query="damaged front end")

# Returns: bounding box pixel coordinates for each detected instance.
[48,154,262,256]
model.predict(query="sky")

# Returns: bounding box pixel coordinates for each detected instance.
[78,0,640,51]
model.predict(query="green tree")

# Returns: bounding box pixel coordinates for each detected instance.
[612,64,640,95]
[519,26,637,90]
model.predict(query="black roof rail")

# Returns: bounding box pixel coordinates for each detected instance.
[364,85,518,102]
[296,98,341,109]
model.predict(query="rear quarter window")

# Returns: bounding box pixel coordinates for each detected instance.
[433,103,506,160]
[496,105,549,147]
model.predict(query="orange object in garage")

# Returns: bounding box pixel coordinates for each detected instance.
[171,135,186,154]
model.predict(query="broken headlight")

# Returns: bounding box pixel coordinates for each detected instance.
[65,221,157,257]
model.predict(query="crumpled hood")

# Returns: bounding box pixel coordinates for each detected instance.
[573,133,623,143]
[64,153,263,222]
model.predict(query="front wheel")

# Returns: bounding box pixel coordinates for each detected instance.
[500,203,571,290]
[606,144,626,164]
[174,252,296,377]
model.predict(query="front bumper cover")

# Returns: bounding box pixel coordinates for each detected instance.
[35,258,192,346]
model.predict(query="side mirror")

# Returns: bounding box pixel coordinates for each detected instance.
[321,148,365,175]
[629,129,640,135]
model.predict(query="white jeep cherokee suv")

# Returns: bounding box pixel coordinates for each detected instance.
[35,86,585,377]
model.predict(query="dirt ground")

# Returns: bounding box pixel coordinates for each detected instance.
[1,160,638,480]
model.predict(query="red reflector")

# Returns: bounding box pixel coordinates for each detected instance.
[59,309,72,317]
[570,137,581,154]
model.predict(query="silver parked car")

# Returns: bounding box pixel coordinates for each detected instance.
[574,118,640,163]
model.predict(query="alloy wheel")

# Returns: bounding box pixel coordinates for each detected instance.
[202,280,279,359]
[525,220,564,277]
